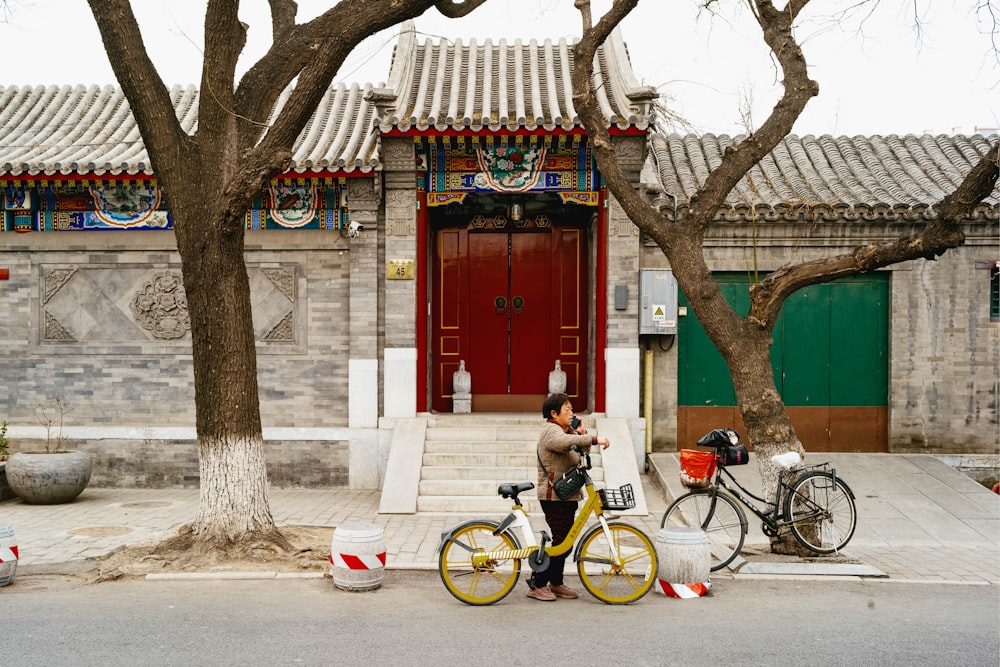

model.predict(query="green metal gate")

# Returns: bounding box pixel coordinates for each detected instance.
[677,273,889,452]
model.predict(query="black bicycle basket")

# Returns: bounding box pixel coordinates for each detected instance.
[598,484,636,510]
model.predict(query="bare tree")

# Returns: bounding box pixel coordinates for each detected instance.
[84,0,488,557]
[572,0,999,553]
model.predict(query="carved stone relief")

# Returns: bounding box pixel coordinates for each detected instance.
[347,178,377,204]
[383,139,416,170]
[608,198,639,237]
[130,272,190,339]
[386,188,416,237]
[39,264,298,346]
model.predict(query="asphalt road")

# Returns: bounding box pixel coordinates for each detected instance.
[1,572,997,666]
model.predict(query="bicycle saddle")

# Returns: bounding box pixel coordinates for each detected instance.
[497,481,535,498]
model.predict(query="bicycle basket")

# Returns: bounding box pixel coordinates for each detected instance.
[679,449,717,488]
[598,484,636,510]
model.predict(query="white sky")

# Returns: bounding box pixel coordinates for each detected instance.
[2,0,997,136]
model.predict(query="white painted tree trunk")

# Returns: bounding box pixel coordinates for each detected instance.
[194,434,275,541]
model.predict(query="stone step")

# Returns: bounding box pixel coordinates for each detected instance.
[420,466,535,480]
[422,453,538,467]
[423,440,536,454]
[417,495,544,514]
[424,426,577,442]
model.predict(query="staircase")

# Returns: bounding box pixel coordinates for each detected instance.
[379,413,648,516]
[415,414,604,514]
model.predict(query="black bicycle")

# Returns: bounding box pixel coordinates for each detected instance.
[660,428,857,571]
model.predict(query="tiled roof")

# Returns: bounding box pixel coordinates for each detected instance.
[369,23,657,134]
[644,133,1000,221]
[0,83,380,178]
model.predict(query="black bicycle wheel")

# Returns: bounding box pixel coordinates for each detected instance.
[661,490,747,571]
[784,471,857,554]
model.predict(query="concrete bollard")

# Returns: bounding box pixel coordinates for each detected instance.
[655,527,711,598]
[330,522,386,591]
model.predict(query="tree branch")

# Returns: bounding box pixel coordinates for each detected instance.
[199,0,247,165]
[571,0,665,242]
[86,0,189,178]
[690,0,818,232]
[435,0,489,17]
[750,140,1000,324]
[228,0,489,215]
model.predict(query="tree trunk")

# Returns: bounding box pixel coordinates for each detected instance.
[168,192,290,552]
[668,234,810,554]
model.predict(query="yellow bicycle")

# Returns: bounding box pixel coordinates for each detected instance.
[438,448,657,605]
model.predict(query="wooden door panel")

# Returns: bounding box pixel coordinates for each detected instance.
[553,227,586,400]
[432,229,464,412]
[509,232,552,396]
[468,234,510,396]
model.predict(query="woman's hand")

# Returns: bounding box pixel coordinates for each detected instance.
[596,436,610,450]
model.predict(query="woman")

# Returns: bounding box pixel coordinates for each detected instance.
[530,392,610,601]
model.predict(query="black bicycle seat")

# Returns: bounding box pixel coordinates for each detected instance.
[498,481,535,498]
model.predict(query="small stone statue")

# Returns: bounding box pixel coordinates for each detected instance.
[452,360,472,413]
[548,360,567,395]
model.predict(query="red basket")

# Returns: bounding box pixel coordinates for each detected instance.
[679,449,717,488]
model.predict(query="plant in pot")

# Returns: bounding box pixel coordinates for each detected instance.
[0,421,9,461]
[5,398,92,504]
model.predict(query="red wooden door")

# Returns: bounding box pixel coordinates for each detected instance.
[432,221,587,412]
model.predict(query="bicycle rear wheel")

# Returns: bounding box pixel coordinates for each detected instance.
[576,522,657,604]
[661,490,748,571]
[783,471,857,554]
[438,520,522,605]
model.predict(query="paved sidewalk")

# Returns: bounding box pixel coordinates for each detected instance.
[1,453,997,585]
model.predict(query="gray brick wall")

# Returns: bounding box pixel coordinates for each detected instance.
[639,219,1000,453]
[0,229,357,486]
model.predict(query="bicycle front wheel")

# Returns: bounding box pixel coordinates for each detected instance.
[784,471,857,554]
[576,522,657,604]
[438,520,522,605]
[661,490,748,571]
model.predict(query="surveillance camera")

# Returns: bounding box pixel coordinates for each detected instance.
[347,220,365,238]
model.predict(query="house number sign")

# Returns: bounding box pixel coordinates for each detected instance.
[386,259,415,280]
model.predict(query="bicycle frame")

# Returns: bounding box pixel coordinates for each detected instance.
[468,479,617,569]
[710,458,836,532]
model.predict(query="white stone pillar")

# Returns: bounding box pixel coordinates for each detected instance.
[384,347,417,418]
[605,347,640,418]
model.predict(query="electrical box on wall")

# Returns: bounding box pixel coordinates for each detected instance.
[639,269,678,335]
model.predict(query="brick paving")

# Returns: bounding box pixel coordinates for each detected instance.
[2,465,997,585]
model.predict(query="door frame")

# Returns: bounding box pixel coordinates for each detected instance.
[417,191,607,414]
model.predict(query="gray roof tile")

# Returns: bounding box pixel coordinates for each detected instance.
[370,23,656,133]
[645,133,1000,221]
[0,83,379,178]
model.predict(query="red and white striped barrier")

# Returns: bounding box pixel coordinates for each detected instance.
[330,522,387,591]
[0,524,17,587]
[329,550,386,571]
[656,579,711,599]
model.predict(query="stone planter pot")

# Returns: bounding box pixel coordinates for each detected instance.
[5,450,93,504]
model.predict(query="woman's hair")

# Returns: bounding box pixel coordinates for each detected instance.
[542,392,570,419]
